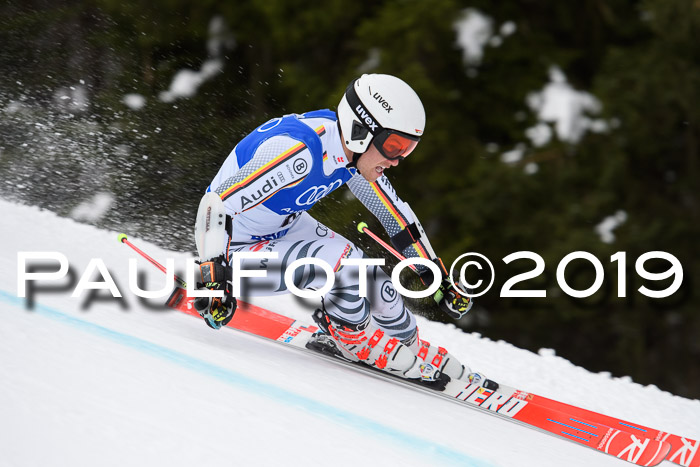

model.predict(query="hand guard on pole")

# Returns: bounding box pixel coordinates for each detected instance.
[434,279,473,319]
[193,254,236,329]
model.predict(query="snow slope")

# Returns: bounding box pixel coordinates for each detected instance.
[1,199,698,467]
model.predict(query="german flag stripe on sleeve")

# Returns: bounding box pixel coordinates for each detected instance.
[220,142,307,201]
[411,238,431,259]
[219,124,326,202]
[369,182,430,259]
[370,181,409,228]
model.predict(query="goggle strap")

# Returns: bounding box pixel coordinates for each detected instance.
[345,79,385,136]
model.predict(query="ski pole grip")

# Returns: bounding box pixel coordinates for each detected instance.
[118,233,128,243]
[357,222,369,233]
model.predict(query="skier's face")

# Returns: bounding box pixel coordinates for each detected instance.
[357,143,401,183]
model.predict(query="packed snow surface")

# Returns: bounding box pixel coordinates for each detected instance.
[1,199,698,467]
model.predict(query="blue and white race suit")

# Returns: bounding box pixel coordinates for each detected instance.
[207,110,467,379]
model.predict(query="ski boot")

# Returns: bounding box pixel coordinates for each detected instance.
[307,308,452,390]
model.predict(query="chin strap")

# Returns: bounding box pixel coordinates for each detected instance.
[346,152,365,173]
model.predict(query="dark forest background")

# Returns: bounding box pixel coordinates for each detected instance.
[1,0,698,398]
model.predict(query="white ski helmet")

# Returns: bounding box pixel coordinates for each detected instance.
[337,74,425,159]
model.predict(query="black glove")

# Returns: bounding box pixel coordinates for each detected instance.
[194,255,236,329]
[434,278,473,320]
[417,257,474,320]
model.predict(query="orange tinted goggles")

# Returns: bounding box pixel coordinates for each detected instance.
[373,130,420,160]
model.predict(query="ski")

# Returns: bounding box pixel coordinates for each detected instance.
[513,392,699,467]
[166,287,674,466]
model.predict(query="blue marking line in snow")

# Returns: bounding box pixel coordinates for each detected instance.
[1,290,494,467]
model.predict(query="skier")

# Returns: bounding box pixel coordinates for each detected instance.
[194,73,485,388]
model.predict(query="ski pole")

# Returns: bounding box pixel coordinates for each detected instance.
[356,222,418,272]
[118,233,188,288]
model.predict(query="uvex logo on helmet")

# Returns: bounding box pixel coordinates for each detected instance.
[338,74,425,155]
[354,104,378,132]
[369,86,393,113]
